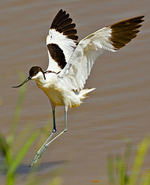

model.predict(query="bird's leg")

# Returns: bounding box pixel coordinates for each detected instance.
[45,106,68,147]
[30,106,56,167]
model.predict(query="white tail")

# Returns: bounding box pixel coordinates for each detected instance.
[80,88,95,100]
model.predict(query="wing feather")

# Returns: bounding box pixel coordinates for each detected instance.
[58,16,144,90]
[46,9,78,72]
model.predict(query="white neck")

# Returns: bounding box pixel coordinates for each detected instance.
[32,71,46,85]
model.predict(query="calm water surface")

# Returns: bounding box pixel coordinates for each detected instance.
[0,0,150,184]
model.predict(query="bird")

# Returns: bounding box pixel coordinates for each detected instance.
[12,9,144,166]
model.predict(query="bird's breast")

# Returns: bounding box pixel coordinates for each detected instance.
[38,82,65,106]
[36,74,82,108]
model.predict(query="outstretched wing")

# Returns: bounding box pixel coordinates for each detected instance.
[58,16,144,90]
[46,9,78,73]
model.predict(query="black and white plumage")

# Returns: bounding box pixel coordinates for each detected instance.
[13,9,144,166]
[46,9,78,72]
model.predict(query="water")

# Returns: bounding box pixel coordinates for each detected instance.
[0,0,150,184]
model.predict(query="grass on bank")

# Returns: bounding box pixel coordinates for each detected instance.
[108,136,150,185]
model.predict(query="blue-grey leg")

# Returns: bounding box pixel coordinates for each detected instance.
[45,106,68,147]
[30,105,56,167]
[30,106,68,167]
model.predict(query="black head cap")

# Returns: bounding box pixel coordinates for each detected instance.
[29,66,43,78]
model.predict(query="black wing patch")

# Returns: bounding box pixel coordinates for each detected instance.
[50,9,78,41]
[47,43,66,69]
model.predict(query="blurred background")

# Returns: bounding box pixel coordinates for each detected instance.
[0,0,150,184]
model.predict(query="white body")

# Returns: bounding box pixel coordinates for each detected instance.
[33,71,94,108]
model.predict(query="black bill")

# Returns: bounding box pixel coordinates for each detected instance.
[12,76,31,88]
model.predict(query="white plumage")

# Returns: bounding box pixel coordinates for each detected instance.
[46,29,76,72]
[58,27,116,91]
[13,9,144,166]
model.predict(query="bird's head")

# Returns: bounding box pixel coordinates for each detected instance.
[12,66,46,88]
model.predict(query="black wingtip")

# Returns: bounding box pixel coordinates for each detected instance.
[50,9,78,41]
[110,15,145,50]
